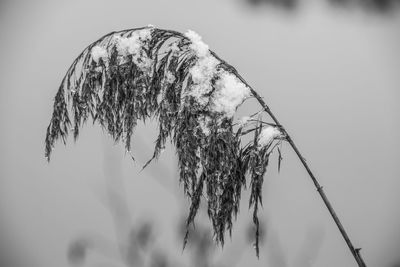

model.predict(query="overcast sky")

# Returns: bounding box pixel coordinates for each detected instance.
[0,0,399,267]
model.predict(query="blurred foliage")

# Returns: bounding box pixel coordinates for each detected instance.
[67,239,87,266]
[247,0,298,10]
[244,0,400,12]
[329,0,400,11]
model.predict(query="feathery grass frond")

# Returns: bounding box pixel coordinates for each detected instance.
[44,25,286,257]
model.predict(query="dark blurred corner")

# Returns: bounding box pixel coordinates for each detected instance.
[0,0,10,13]
[242,0,400,13]
[0,229,34,267]
[246,0,298,10]
[329,0,400,12]
[0,242,20,267]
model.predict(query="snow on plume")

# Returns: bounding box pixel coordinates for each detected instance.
[212,71,251,117]
[199,116,212,136]
[91,46,108,64]
[184,30,250,118]
[258,127,282,149]
[189,56,219,105]
[113,28,153,71]
[114,29,152,55]
[184,30,209,58]
[183,30,219,106]
[165,71,176,84]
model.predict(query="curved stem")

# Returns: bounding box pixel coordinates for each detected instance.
[233,73,366,267]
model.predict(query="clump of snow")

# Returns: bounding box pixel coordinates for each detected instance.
[212,71,251,117]
[182,30,220,106]
[183,30,250,119]
[199,116,212,136]
[91,46,108,64]
[258,127,283,149]
[184,30,209,58]
[165,71,176,84]
[190,56,218,82]
[183,30,250,118]
[114,29,152,55]
[112,29,153,71]
[187,56,219,105]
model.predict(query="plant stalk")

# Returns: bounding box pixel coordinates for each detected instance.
[233,73,366,267]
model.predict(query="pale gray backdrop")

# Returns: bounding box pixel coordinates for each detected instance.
[0,0,399,266]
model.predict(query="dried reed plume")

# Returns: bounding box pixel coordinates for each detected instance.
[44,26,366,266]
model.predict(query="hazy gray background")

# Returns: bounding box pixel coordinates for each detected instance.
[0,0,399,266]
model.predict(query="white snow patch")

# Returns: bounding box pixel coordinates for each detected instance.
[112,29,153,71]
[258,127,283,149]
[199,116,212,136]
[183,30,221,106]
[184,30,209,58]
[114,29,152,55]
[91,46,108,64]
[212,71,251,117]
[187,55,219,105]
[165,71,176,84]
[190,56,219,83]
[184,30,249,118]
